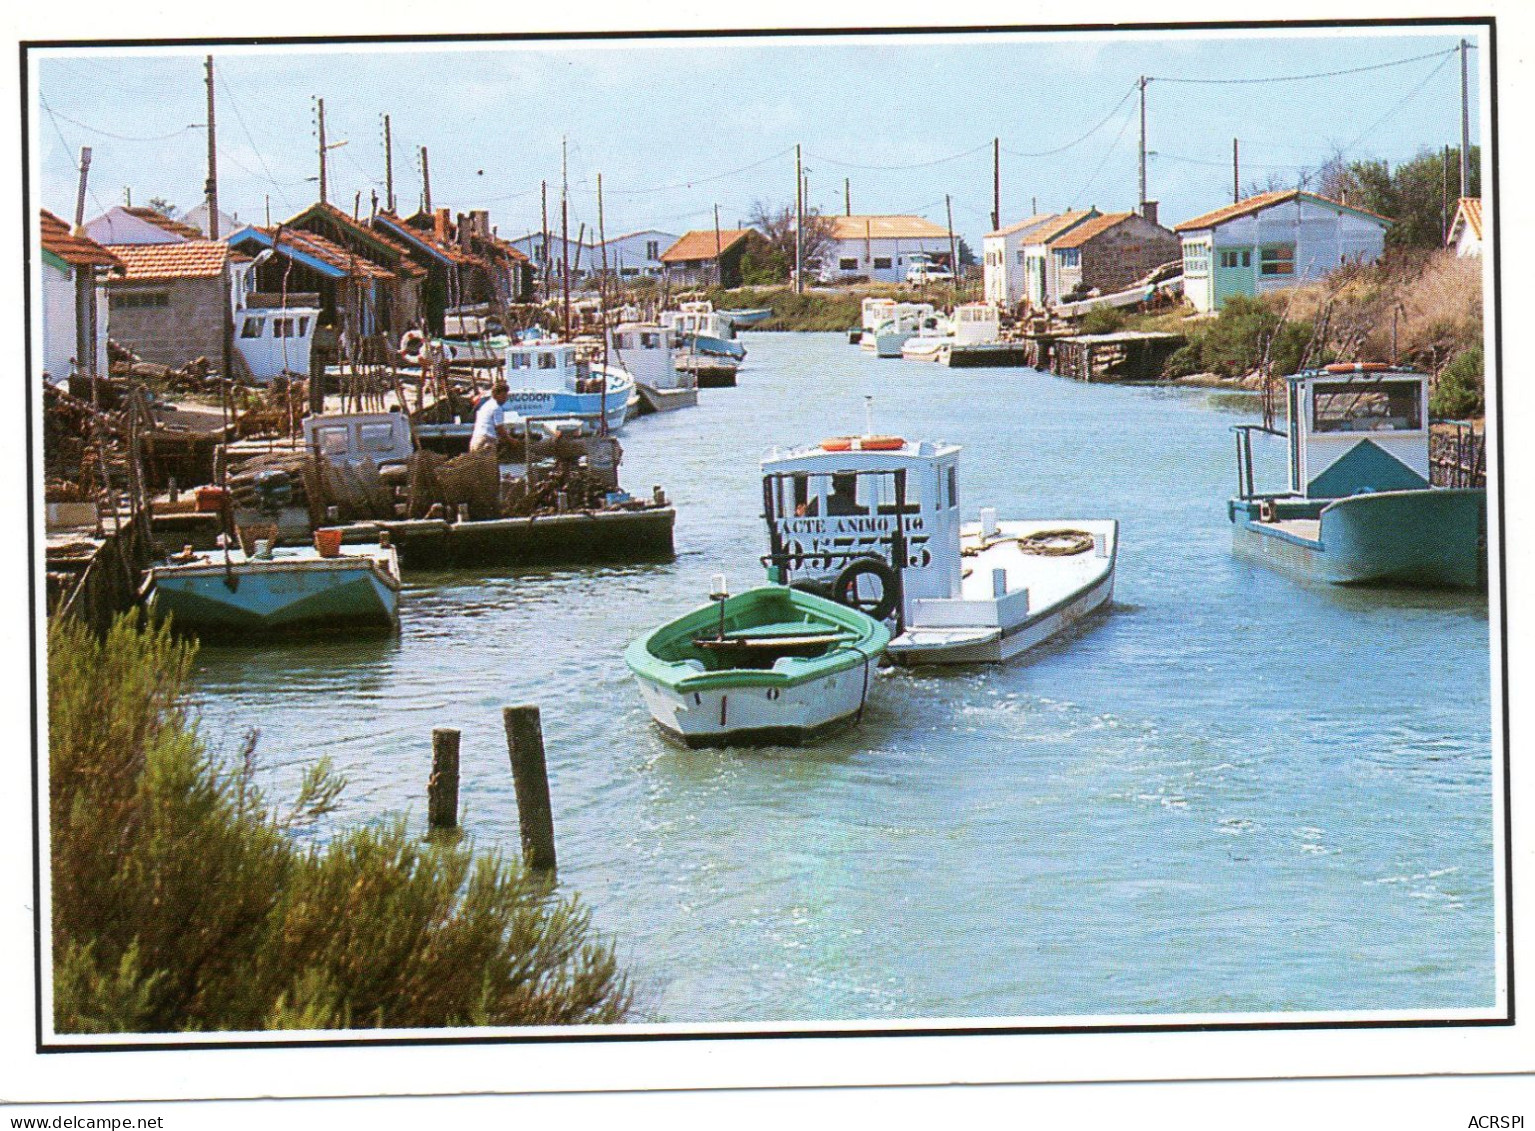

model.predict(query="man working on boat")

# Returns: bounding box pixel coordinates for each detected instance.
[470,379,519,453]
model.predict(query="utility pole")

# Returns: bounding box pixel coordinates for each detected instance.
[598,172,609,434]
[992,137,1000,231]
[845,177,851,217]
[383,113,394,214]
[317,97,327,204]
[945,194,957,281]
[73,146,91,233]
[1232,138,1240,204]
[713,203,722,288]
[1138,76,1148,210]
[561,136,570,338]
[540,180,549,302]
[420,146,432,212]
[794,144,803,295]
[1442,143,1451,242]
[123,186,131,207]
[265,195,271,227]
[204,56,220,238]
[1459,38,1472,198]
[73,146,96,385]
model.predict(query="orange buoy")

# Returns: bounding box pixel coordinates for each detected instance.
[1324,361,1391,373]
[822,435,905,452]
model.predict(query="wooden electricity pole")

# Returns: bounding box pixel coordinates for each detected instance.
[317,97,328,204]
[794,144,804,294]
[992,137,1000,232]
[420,146,432,212]
[1232,138,1240,204]
[383,113,395,214]
[204,56,220,238]
[1459,38,1472,198]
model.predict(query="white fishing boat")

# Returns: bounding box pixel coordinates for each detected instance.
[861,303,935,358]
[233,304,320,384]
[660,301,746,361]
[608,321,697,414]
[759,420,1117,664]
[852,297,896,344]
[900,311,953,363]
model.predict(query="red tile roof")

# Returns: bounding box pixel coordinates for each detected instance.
[826,214,949,241]
[660,229,756,263]
[1051,212,1138,250]
[103,240,235,281]
[124,207,204,240]
[262,226,396,280]
[39,210,122,270]
[1451,197,1482,241]
[1175,190,1393,232]
[287,202,426,277]
[1022,210,1099,246]
[372,211,480,266]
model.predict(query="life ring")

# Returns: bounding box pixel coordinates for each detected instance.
[400,329,426,359]
[832,556,899,622]
[1323,361,1390,373]
[821,435,905,452]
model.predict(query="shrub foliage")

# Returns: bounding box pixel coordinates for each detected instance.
[49,614,630,1033]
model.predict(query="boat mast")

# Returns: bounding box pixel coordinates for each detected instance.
[561,136,571,340]
[598,171,609,436]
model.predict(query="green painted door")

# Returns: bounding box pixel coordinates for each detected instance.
[1213,247,1255,307]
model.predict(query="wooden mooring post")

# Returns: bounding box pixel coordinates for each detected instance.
[503,705,557,877]
[427,727,461,830]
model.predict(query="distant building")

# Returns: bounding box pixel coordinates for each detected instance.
[982,213,1057,308]
[180,201,243,240]
[659,229,768,288]
[83,205,202,247]
[1448,197,1482,258]
[817,215,952,283]
[1048,208,1181,303]
[101,241,248,370]
[1019,210,1100,309]
[597,229,678,279]
[39,210,121,383]
[506,233,598,284]
[1176,190,1391,313]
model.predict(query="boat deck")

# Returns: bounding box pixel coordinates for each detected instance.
[956,520,1117,612]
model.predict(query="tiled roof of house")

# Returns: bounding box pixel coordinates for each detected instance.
[826,214,949,241]
[1022,210,1099,246]
[986,213,1056,239]
[1451,196,1482,241]
[1051,212,1138,250]
[39,210,122,270]
[287,201,426,277]
[1175,190,1393,232]
[660,229,756,263]
[124,207,204,240]
[103,240,235,281]
[258,226,396,280]
[372,212,480,266]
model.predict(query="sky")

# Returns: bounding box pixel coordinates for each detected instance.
[29,25,1485,250]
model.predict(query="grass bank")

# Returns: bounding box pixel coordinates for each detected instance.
[702,283,980,332]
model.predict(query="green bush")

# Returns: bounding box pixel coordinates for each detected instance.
[1431,345,1484,420]
[49,614,630,1033]
[1079,306,1127,335]
[1162,297,1315,379]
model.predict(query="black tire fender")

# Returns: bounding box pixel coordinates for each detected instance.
[832,556,899,622]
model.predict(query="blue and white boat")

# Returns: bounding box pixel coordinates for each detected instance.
[1229,363,1487,588]
[721,307,772,328]
[144,538,401,635]
[502,340,633,436]
[661,302,746,361]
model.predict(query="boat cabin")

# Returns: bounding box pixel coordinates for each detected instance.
[504,341,591,391]
[661,303,732,339]
[304,411,414,471]
[761,438,964,621]
[861,297,897,333]
[1284,365,1430,499]
[234,305,319,383]
[607,321,677,388]
[952,302,1000,346]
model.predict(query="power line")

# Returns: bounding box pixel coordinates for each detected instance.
[1149,45,1456,85]
[805,140,991,172]
[216,71,293,211]
[586,146,797,196]
[1337,50,1457,155]
[1001,83,1138,159]
[38,92,201,143]
[1068,97,1138,208]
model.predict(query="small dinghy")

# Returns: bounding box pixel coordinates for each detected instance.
[625,579,889,747]
[144,532,401,636]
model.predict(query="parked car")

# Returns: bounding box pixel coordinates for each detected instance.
[906,262,955,286]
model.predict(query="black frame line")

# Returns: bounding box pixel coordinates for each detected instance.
[21,14,1510,1064]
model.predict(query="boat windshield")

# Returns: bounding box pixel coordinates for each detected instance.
[1312,380,1423,433]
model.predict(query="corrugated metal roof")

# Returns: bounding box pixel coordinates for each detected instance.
[826,214,949,241]
[1175,190,1393,232]
[659,229,756,263]
[123,207,204,240]
[104,240,234,281]
[39,210,122,270]
[1051,211,1137,250]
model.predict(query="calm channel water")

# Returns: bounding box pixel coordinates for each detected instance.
[189,331,1497,1025]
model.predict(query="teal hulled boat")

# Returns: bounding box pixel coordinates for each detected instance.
[1229,364,1487,589]
[145,541,401,635]
[625,585,889,747]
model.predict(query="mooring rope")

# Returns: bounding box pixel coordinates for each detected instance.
[961,528,1096,558]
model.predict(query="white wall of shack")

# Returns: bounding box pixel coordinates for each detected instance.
[820,235,950,282]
